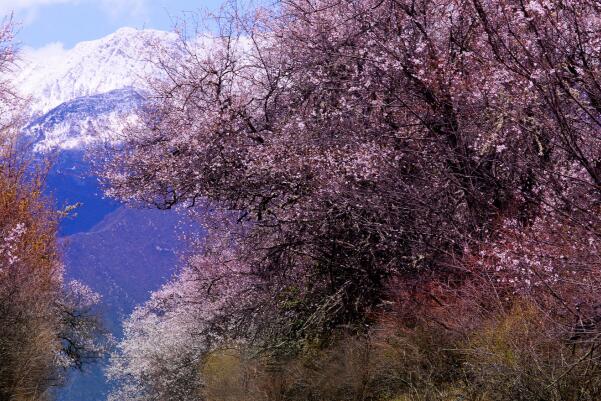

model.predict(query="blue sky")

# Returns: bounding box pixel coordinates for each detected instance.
[0,0,223,48]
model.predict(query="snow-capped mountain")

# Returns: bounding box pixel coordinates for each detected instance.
[16,27,178,114]
[13,27,181,151]
[24,87,144,151]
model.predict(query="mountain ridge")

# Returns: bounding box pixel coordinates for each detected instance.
[15,27,178,114]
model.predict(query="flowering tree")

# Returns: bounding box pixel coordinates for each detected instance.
[106,0,601,397]
[0,149,109,399]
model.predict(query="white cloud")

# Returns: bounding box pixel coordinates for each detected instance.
[20,41,67,64]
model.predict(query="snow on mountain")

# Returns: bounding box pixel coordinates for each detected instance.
[13,27,182,151]
[24,87,144,152]
[15,27,178,114]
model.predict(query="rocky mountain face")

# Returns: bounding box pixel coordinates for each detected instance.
[24,87,144,151]
[14,28,195,401]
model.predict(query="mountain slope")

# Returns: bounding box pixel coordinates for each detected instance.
[58,204,202,401]
[45,146,202,401]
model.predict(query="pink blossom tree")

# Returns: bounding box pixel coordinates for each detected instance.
[105,1,601,395]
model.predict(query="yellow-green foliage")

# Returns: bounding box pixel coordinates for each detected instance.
[201,299,601,401]
[0,145,62,401]
[467,302,552,370]
[201,329,466,401]
[462,302,601,401]
[202,349,252,401]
